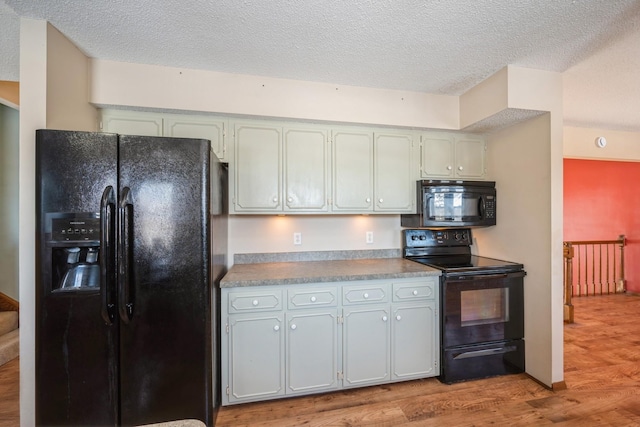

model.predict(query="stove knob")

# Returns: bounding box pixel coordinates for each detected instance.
[411,235,418,240]
[419,235,426,240]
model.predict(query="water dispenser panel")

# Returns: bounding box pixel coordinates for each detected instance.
[51,217,100,242]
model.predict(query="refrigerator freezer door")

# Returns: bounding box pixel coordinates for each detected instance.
[36,130,119,426]
[117,135,213,426]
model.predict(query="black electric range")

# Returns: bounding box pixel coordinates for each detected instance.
[403,228,526,384]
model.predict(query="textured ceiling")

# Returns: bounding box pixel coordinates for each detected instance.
[1,0,639,131]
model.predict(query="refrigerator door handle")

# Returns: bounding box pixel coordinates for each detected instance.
[100,186,116,325]
[118,187,134,324]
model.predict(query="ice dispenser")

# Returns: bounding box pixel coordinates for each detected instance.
[47,213,101,292]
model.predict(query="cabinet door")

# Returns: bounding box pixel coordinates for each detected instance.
[286,310,339,395]
[332,130,373,212]
[233,123,282,212]
[283,127,330,212]
[164,116,227,161]
[342,305,390,387]
[227,313,285,403]
[374,132,414,212]
[420,134,455,178]
[391,302,438,380]
[455,136,486,178]
[101,111,163,136]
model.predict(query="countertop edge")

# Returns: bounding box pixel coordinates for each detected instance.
[220,258,441,288]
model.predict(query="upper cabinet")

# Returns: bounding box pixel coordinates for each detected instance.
[101,110,163,137]
[232,122,282,213]
[332,130,374,212]
[100,110,228,162]
[231,122,416,214]
[284,127,330,213]
[101,109,488,216]
[230,122,330,214]
[163,116,227,162]
[420,133,486,179]
[374,132,414,212]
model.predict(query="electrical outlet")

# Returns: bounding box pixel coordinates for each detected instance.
[366,231,374,244]
[293,232,302,245]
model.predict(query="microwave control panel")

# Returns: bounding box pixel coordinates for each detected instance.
[484,195,496,219]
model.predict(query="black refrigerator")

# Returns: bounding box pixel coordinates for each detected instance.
[35,129,227,426]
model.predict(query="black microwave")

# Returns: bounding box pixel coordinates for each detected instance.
[401,180,496,228]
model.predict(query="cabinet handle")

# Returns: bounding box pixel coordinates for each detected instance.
[458,166,464,171]
[273,325,280,331]
[378,198,383,204]
[363,293,369,299]
[287,196,293,203]
[365,197,371,203]
[447,165,452,170]
[396,315,402,321]
[272,197,278,203]
[310,296,317,302]
[290,324,297,330]
[382,316,388,322]
[412,290,418,296]
[252,300,259,306]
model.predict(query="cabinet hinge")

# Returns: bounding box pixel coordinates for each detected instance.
[337,371,344,380]
[225,323,229,334]
[226,386,230,395]
[337,315,344,324]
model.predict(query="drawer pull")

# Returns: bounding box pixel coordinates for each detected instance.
[363,293,369,299]
[412,290,418,296]
[273,325,280,331]
[252,300,259,306]
[310,296,317,302]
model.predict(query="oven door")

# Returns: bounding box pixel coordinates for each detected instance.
[442,271,524,349]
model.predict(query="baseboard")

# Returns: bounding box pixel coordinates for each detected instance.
[527,374,567,391]
[0,293,19,312]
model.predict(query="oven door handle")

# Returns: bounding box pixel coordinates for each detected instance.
[453,345,517,360]
[450,271,526,281]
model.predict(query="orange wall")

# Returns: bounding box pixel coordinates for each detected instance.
[564,159,640,293]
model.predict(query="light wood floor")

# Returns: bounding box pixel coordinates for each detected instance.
[2,294,640,426]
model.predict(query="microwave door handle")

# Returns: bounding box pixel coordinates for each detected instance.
[478,196,485,218]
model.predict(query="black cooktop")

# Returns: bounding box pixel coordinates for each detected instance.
[407,254,523,274]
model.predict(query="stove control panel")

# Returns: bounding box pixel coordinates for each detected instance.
[404,228,472,248]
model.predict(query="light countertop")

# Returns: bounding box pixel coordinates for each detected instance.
[220,257,440,288]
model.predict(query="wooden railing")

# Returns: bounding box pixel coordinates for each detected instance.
[563,235,626,323]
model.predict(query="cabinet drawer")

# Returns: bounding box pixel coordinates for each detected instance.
[343,284,389,305]
[288,287,338,309]
[228,290,283,313]
[392,280,437,302]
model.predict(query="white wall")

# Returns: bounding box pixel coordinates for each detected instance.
[19,19,96,426]
[476,114,556,386]
[0,103,19,300]
[564,125,640,161]
[90,59,460,130]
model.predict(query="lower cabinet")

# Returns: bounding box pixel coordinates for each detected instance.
[226,313,285,403]
[221,277,439,405]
